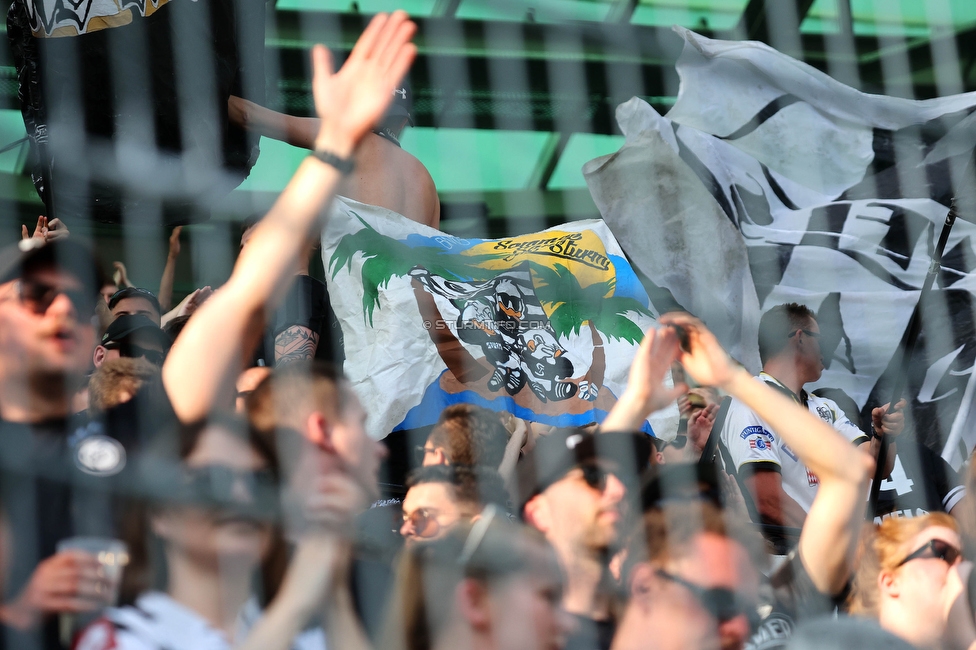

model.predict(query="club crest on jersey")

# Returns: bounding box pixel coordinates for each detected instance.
[749,437,769,450]
[75,436,126,477]
[815,405,832,423]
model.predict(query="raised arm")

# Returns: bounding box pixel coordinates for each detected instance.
[158,226,182,312]
[659,313,873,596]
[163,12,417,422]
[228,96,321,150]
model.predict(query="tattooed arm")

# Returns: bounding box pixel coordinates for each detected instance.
[275,325,320,365]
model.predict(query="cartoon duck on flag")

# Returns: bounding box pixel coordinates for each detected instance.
[323,196,678,441]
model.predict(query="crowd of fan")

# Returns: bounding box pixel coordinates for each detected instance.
[2,11,976,650]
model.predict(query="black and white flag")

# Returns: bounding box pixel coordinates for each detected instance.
[584,27,976,506]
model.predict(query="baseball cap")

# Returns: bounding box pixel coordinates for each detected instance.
[101,314,170,349]
[386,82,414,126]
[0,238,102,295]
[517,428,651,511]
[108,286,161,316]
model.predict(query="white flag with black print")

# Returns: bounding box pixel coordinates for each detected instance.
[584,27,975,519]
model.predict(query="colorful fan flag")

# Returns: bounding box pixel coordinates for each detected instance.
[584,27,976,518]
[322,196,679,442]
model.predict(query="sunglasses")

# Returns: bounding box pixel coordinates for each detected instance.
[667,434,689,450]
[656,569,761,628]
[414,444,438,465]
[579,463,613,492]
[18,278,97,317]
[103,341,166,366]
[179,465,278,513]
[896,538,961,568]
[402,507,444,539]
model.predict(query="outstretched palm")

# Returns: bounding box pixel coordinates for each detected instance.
[311,11,417,153]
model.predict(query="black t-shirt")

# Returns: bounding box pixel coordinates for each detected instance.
[253,275,344,367]
[565,614,614,650]
[745,549,840,650]
[873,436,964,522]
[0,386,175,650]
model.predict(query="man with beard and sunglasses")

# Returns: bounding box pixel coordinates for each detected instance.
[0,238,130,649]
[607,315,874,650]
[519,429,650,650]
[92,315,170,369]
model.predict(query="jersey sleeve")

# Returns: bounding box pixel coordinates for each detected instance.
[821,398,870,445]
[720,399,781,474]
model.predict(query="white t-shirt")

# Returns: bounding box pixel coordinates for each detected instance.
[74,592,327,650]
[720,373,870,513]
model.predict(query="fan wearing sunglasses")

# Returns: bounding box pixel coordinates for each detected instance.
[399,465,508,542]
[384,510,570,650]
[519,429,650,650]
[615,501,762,650]
[75,416,327,650]
[93,314,171,369]
[848,513,976,650]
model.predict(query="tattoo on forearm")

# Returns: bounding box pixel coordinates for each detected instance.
[275,326,320,366]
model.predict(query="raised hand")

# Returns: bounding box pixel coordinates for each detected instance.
[168,225,183,259]
[872,399,906,438]
[178,286,213,317]
[310,11,417,156]
[687,402,719,452]
[602,325,687,432]
[658,312,739,389]
[112,262,132,289]
[22,216,69,243]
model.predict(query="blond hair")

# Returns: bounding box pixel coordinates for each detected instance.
[848,513,958,616]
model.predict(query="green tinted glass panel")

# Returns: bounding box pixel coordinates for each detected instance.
[275,0,436,15]
[237,129,553,194]
[547,133,624,190]
[236,138,307,193]
[456,0,613,23]
[631,0,749,31]
[801,0,976,36]
[0,110,27,175]
[401,127,553,191]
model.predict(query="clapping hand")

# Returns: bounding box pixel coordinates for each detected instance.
[22,216,69,243]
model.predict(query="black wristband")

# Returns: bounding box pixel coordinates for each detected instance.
[311,149,355,175]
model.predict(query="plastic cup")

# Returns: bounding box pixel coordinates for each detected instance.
[55,537,129,646]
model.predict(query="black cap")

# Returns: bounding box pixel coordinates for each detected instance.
[517,428,651,511]
[108,286,161,316]
[386,82,414,126]
[101,314,170,348]
[0,238,102,294]
[640,462,724,512]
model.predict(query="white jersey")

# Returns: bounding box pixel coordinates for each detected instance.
[73,592,327,650]
[720,373,870,513]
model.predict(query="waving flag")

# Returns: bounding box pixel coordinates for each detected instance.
[322,196,678,441]
[584,28,976,486]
